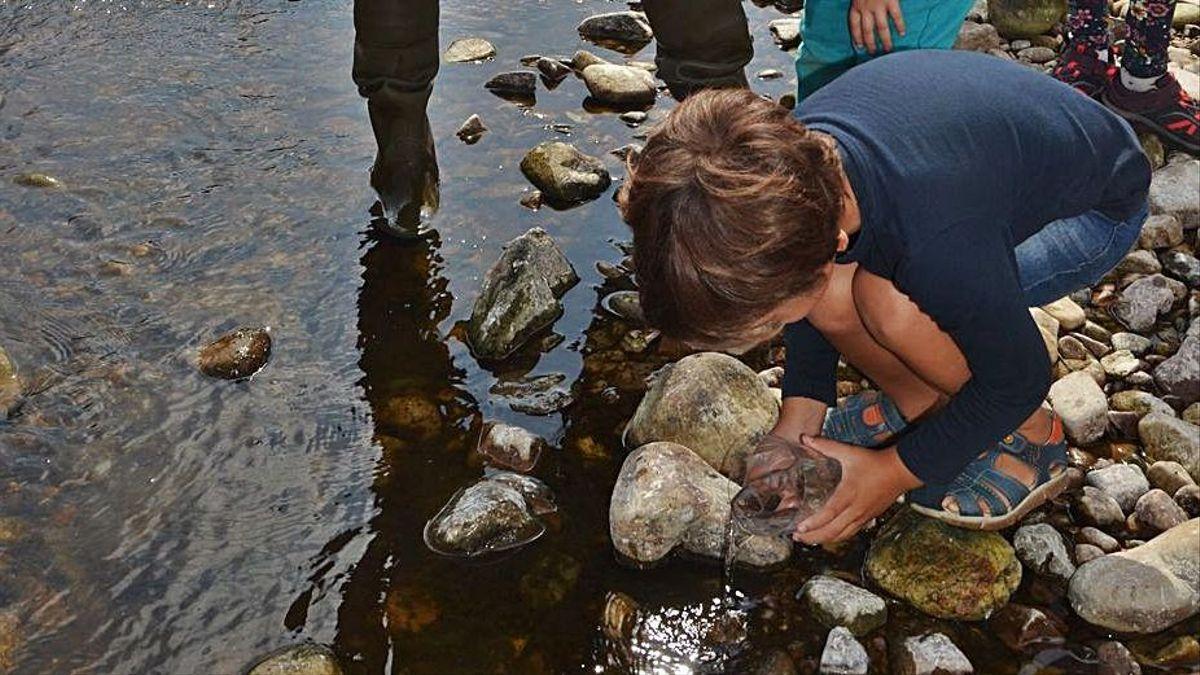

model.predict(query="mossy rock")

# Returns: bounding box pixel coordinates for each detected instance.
[988,0,1067,39]
[866,508,1022,621]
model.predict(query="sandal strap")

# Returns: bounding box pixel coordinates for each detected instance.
[822,391,908,448]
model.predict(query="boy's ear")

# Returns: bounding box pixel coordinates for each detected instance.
[836,229,850,252]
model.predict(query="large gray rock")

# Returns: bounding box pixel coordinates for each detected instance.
[1139,412,1200,482]
[467,228,578,360]
[246,644,343,675]
[819,627,869,675]
[443,37,496,63]
[609,442,791,567]
[0,345,19,419]
[894,633,973,675]
[988,0,1067,38]
[1149,159,1200,229]
[520,142,612,205]
[1069,518,1200,632]
[1048,371,1108,445]
[1114,275,1178,332]
[625,352,779,478]
[581,64,657,106]
[953,21,1002,51]
[1154,335,1199,405]
[577,11,653,47]
[797,576,888,636]
[1013,523,1076,583]
[865,509,1021,621]
[1086,463,1150,513]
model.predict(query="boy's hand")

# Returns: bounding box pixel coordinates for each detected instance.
[792,435,921,544]
[849,0,906,54]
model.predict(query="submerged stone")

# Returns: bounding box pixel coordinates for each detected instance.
[0,345,20,419]
[581,64,658,106]
[490,372,574,415]
[894,633,973,675]
[577,11,653,47]
[819,627,869,675]
[197,326,271,380]
[477,422,543,472]
[13,172,62,188]
[797,575,887,636]
[246,644,343,675]
[602,290,644,322]
[424,479,544,557]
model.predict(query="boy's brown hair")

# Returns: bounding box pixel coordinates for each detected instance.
[618,88,844,348]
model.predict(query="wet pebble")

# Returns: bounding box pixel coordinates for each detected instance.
[1086,463,1150,513]
[619,110,647,126]
[819,626,869,675]
[894,633,972,675]
[610,143,643,163]
[484,71,537,98]
[797,575,887,636]
[1147,460,1195,495]
[535,56,572,85]
[576,11,653,46]
[520,141,611,205]
[0,345,20,419]
[1013,523,1076,583]
[988,603,1066,652]
[490,373,574,415]
[424,479,545,557]
[756,68,784,79]
[1132,488,1188,532]
[246,644,343,675]
[477,422,543,472]
[13,172,62,188]
[572,49,610,71]
[1095,641,1141,675]
[602,290,644,322]
[197,326,271,380]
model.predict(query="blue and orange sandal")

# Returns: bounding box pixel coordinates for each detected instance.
[822,391,908,449]
[909,414,1070,530]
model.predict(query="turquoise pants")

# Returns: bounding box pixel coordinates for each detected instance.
[797,0,976,100]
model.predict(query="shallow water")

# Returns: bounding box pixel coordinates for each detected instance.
[0,1,1192,673]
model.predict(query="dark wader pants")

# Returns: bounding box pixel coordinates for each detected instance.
[640,0,755,99]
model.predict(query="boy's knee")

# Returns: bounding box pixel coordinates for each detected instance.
[851,267,907,346]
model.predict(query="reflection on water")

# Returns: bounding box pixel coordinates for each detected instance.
[0,0,1147,673]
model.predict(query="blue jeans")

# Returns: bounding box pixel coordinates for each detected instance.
[1015,201,1150,306]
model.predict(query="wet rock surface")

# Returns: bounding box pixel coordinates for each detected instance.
[1085,463,1150,513]
[894,633,973,675]
[581,64,658,106]
[609,442,791,567]
[1048,371,1108,444]
[797,575,887,636]
[490,372,575,415]
[197,326,271,380]
[246,645,343,675]
[0,344,20,419]
[477,422,543,472]
[576,11,653,48]
[484,71,537,98]
[1139,412,1200,481]
[1069,518,1200,633]
[1013,523,1075,583]
[865,509,1021,621]
[819,626,869,675]
[467,227,578,360]
[519,141,612,205]
[424,477,548,557]
[443,37,496,63]
[625,352,779,478]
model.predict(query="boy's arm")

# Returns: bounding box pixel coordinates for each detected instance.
[772,319,838,440]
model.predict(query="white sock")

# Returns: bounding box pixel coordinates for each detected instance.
[1120,67,1158,93]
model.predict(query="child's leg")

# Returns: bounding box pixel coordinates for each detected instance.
[1064,0,1111,51]
[1120,0,1176,85]
[796,0,859,101]
[1053,0,1115,97]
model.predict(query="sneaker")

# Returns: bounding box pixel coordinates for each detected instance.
[1103,73,1200,154]
[1052,42,1115,99]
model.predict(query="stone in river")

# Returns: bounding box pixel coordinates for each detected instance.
[1018,46,1056,63]
[1013,523,1076,583]
[1154,335,1199,405]
[609,442,791,567]
[1095,641,1141,675]
[1148,461,1196,495]
[477,422,543,472]
[1078,525,1120,552]
[467,228,578,360]
[894,633,973,675]
[1139,412,1200,481]
[1112,332,1151,355]
[1068,518,1200,633]
[577,11,653,47]
[1048,371,1108,445]
[1149,159,1199,229]
[797,575,888,636]
[1074,486,1126,529]
[571,49,611,71]
[490,372,574,415]
[1100,349,1140,378]
[443,37,496,63]
[619,110,647,125]
[953,21,1002,52]
[601,290,644,322]
[484,71,537,99]
[988,0,1067,38]
[246,644,343,675]
[455,114,487,144]
[1139,214,1184,250]
[424,479,545,557]
[625,352,779,478]
[1133,488,1189,533]
[581,64,658,106]
[819,627,870,675]
[1086,463,1150,513]
[865,509,1021,621]
[769,18,802,49]
[1075,543,1105,564]
[12,172,63,188]
[1109,389,1174,418]
[536,57,572,85]
[0,345,20,419]
[197,326,271,380]
[520,141,612,205]
[1161,250,1200,287]
[988,603,1067,652]
[1113,275,1177,332]
[757,68,784,79]
[1041,296,1086,330]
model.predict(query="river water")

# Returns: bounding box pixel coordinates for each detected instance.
[0,1,1162,673]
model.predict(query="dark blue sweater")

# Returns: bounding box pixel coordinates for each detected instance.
[784,50,1150,484]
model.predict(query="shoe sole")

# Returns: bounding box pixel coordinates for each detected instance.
[908,468,1071,531]
[1103,93,1200,154]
